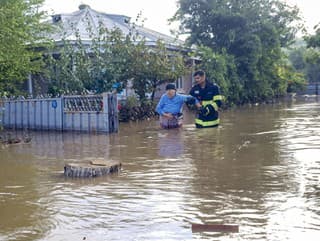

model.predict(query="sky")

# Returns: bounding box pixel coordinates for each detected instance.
[43,0,180,37]
[43,0,320,37]
[287,0,320,33]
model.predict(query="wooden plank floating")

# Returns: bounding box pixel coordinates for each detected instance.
[64,160,121,178]
[191,223,239,233]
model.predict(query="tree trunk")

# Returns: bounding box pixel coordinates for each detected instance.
[64,160,121,178]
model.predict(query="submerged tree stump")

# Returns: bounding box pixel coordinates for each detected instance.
[64,160,121,178]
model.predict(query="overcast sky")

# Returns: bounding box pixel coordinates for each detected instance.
[43,0,320,36]
[287,0,320,32]
[43,0,179,36]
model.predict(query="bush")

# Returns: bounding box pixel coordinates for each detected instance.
[118,96,157,122]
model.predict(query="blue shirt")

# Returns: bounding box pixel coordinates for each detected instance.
[156,93,197,115]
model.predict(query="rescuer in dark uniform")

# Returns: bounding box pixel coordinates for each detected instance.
[189,70,223,128]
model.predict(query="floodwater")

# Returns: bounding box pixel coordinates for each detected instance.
[0,98,320,241]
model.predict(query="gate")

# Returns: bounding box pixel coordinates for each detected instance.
[1,93,118,133]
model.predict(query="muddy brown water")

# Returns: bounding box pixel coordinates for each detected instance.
[0,98,320,240]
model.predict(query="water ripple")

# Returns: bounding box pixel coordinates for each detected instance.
[1,101,320,240]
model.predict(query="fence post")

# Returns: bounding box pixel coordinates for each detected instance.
[102,93,110,132]
[108,93,118,133]
[102,92,118,133]
[0,99,4,130]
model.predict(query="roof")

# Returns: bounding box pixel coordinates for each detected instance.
[47,4,184,49]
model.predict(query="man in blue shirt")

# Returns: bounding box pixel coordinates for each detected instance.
[156,83,198,129]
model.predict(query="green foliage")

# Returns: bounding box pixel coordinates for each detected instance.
[46,20,188,99]
[124,96,140,108]
[289,46,307,71]
[286,71,306,93]
[118,95,157,122]
[0,0,51,96]
[304,50,320,84]
[130,40,188,102]
[194,46,241,104]
[300,25,320,89]
[173,0,302,103]
[277,63,306,93]
[305,25,320,49]
[288,41,320,90]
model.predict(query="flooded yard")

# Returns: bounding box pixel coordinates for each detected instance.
[0,98,320,240]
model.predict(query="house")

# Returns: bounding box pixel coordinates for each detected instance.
[44,4,195,99]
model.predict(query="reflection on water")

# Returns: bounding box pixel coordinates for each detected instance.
[158,129,184,157]
[0,99,320,240]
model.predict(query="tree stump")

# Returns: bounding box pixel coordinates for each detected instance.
[64,160,121,178]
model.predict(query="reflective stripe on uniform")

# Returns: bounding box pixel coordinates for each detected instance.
[212,102,218,111]
[202,100,213,106]
[195,118,220,127]
[202,100,218,111]
[213,95,223,101]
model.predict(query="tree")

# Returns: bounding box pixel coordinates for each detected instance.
[304,25,320,69]
[0,0,50,96]
[288,45,318,88]
[305,24,320,49]
[303,26,320,93]
[194,46,241,104]
[130,40,188,102]
[46,22,188,101]
[172,0,302,103]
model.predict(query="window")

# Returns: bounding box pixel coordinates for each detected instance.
[175,77,183,89]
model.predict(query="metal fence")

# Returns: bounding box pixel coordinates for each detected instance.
[1,93,118,133]
[0,99,4,130]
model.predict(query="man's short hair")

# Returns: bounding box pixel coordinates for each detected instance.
[193,70,205,77]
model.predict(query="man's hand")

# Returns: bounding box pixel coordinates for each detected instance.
[199,106,209,116]
[199,105,214,116]
[185,97,196,105]
[163,113,173,119]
